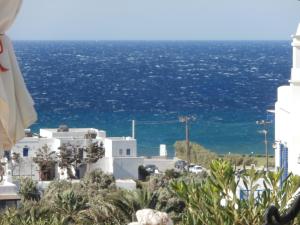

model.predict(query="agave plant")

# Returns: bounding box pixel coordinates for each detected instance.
[83,194,123,225]
[0,208,19,225]
[18,177,40,201]
[111,188,159,222]
[53,190,89,224]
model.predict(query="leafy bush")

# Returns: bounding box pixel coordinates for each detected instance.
[18,177,40,201]
[3,164,299,225]
[82,169,116,191]
[171,159,300,225]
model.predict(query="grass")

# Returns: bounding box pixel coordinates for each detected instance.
[175,141,275,168]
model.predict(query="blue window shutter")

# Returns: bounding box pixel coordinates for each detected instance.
[280,144,288,186]
[23,147,29,157]
[283,146,288,180]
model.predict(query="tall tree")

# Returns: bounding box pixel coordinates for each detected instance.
[33,145,56,181]
[57,140,105,179]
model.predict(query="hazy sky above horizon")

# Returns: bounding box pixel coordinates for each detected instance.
[8,0,300,40]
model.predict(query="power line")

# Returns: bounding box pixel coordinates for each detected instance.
[135,120,180,125]
[138,145,160,150]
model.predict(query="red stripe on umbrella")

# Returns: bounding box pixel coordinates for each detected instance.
[0,40,9,72]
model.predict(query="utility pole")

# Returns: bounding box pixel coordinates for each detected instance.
[179,116,196,165]
[132,120,136,139]
[256,120,272,171]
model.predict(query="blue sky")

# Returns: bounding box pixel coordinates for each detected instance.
[8,0,300,40]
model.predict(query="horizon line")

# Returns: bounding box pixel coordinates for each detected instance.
[12,39,291,42]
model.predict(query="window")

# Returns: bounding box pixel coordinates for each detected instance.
[119,149,123,156]
[280,144,288,186]
[126,148,131,156]
[23,147,29,157]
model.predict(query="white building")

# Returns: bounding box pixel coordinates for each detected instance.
[10,126,144,181]
[91,137,143,180]
[10,136,60,180]
[275,23,300,177]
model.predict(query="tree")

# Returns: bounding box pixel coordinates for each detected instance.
[33,145,56,181]
[57,140,105,179]
[83,131,105,173]
[57,143,81,179]
[84,141,105,164]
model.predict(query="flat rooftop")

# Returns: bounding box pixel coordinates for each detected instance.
[40,128,106,133]
[107,137,135,141]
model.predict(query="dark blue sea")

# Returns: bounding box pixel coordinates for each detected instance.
[14,41,291,156]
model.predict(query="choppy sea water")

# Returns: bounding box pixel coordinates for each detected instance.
[14,41,291,156]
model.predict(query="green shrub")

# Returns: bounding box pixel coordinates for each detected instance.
[171,159,300,225]
[18,177,40,201]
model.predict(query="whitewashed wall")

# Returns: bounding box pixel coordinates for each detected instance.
[275,23,300,175]
[10,137,60,180]
[89,157,144,180]
[104,138,137,158]
[89,157,113,174]
[113,157,144,179]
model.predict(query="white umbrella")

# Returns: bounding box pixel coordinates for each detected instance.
[0,0,37,151]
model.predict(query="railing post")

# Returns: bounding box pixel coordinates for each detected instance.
[264,195,300,225]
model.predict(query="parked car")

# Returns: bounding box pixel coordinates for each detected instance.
[144,164,158,174]
[175,160,187,170]
[190,165,203,174]
[187,164,196,172]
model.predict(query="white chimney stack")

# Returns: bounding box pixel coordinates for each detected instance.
[160,144,167,157]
